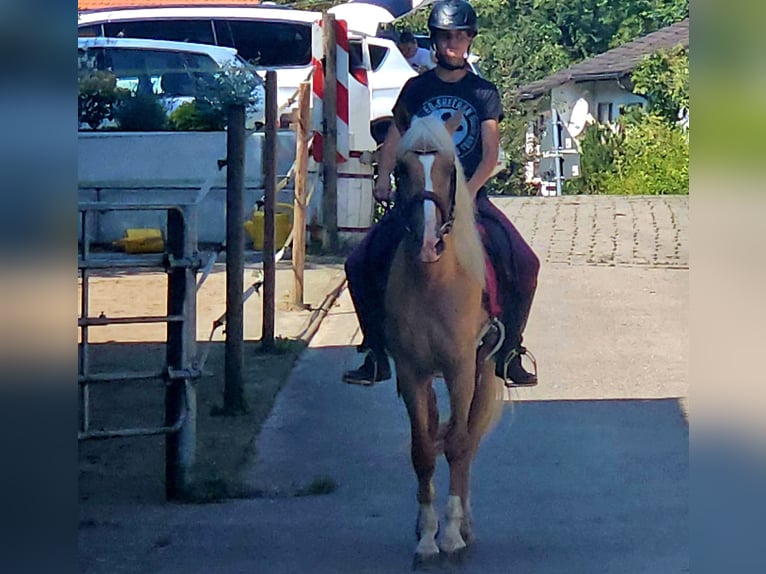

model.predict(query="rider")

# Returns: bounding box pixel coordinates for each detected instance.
[343,0,539,387]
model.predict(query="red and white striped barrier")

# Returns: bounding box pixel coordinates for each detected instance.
[311,18,349,163]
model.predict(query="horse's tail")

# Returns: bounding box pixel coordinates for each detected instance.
[467,361,505,443]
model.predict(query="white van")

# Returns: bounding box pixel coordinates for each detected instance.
[78,5,416,142]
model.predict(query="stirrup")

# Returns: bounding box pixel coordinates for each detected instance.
[476,317,505,363]
[498,346,538,388]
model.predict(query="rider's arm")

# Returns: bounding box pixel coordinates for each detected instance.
[374,121,402,201]
[466,118,500,198]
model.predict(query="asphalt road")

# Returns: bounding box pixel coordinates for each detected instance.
[79,195,689,574]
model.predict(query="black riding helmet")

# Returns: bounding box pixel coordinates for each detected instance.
[428,0,478,70]
[428,0,478,37]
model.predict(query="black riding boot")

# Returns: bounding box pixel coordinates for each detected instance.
[495,342,538,387]
[343,348,392,386]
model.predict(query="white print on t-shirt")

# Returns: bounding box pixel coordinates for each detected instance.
[418,96,479,157]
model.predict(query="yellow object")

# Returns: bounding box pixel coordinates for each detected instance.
[244,202,293,251]
[113,228,165,253]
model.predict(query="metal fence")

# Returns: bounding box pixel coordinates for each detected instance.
[78,201,200,500]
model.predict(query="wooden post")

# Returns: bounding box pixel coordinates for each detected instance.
[262,70,278,351]
[224,104,246,413]
[292,82,310,308]
[321,12,339,252]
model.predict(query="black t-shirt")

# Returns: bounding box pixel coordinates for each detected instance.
[393,69,503,179]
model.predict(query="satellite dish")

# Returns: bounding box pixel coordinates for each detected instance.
[567,97,589,137]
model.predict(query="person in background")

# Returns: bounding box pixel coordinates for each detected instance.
[396,30,435,73]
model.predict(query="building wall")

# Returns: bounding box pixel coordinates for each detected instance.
[551,80,646,134]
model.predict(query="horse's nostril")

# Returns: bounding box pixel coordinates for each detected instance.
[435,238,445,256]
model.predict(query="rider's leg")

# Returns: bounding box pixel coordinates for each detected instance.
[475,192,540,386]
[343,211,404,385]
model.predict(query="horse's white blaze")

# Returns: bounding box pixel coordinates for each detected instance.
[418,153,441,262]
[415,503,440,557]
[439,495,467,554]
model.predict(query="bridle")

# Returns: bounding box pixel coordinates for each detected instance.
[397,148,457,241]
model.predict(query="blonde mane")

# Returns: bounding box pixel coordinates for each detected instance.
[397,116,485,288]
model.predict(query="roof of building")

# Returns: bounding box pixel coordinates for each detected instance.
[517,18,689,101]
[78,1,262,11]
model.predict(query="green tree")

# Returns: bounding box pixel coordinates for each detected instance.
[280,0,690,194]
[631,46,689,126]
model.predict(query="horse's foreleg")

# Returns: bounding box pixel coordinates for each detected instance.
[461,494,475,546]
[443,359,477,500]
[400,374,440,564]
[440,495,468,557]
[440,359,478,557]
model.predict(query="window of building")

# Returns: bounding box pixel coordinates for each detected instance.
[597,102,613,123]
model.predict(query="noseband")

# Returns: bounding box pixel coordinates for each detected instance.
[399,149,457,239]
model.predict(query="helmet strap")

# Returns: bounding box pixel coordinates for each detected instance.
[430,26,475,71]
[435,51,468,71]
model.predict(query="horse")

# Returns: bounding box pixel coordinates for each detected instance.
[384,115,505,567]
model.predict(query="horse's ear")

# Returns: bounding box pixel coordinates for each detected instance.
[444,112,463,135]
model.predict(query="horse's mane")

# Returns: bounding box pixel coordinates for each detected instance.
[397,116,485,288]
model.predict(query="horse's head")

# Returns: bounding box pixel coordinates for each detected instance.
[395,115,462,263]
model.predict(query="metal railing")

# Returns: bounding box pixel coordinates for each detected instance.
[78,201,200,500]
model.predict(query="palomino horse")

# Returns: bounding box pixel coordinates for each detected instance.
[384,115,505,567]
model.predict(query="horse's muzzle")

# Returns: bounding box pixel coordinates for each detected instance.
[419,199,445,263]
[420,240,442,263]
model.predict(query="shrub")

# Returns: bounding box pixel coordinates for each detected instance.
[78,51,129,129]
[566,112,688,195]
[114,93,168,131]
[168,101,226,131]
[193,62,264,130]
[564,123,622,195]
[611,113,688,195]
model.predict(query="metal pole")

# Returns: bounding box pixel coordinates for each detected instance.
[321,12,339,251]
[165,206,197,500]
[552,107,563,197]
[292,82,310,308]
[224,104,247,413]
[79,209,91,434]
[262,71,278,350]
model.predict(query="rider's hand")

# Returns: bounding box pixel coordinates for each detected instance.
[373,171,393,202]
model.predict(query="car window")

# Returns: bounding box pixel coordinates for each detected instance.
[348,41,365,69]
[78,24,102,37]
[214,20,311,67]
[369,45,388,72]
[102,19,216,45]
[85,47,219,96]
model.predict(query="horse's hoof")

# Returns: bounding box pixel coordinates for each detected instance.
[442,544,472,566]
[412,551,440,571]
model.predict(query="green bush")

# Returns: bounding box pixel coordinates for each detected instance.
[567,113,688,195]
[564,123,622,195]
[78,68,129,129]
[114,93,168,131]
[611,113,688,195]
[168,101,226,131]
